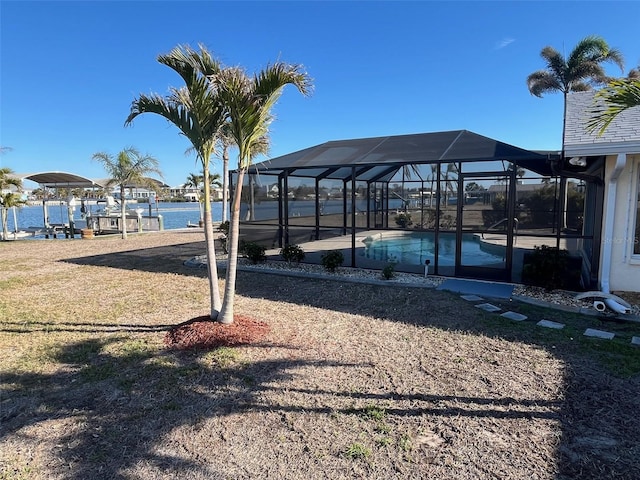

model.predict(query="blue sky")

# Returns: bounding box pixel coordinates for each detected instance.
[1,0,638,188]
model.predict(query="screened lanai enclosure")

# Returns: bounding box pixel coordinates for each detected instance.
[230,130,605,289]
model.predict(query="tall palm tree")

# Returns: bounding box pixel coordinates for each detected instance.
[125,44,228,319]
[216,122,235,224]
[92,148,162,240]
[526,35,624,147]
[587,78,640,135]
[213,63,312,324]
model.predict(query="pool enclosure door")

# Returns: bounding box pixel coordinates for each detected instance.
[455,172,514,281]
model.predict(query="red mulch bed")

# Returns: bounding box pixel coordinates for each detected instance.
[164,314,270,350]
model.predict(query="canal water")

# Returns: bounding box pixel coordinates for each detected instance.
[3,202,225,237]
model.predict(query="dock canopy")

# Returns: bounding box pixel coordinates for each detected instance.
[15,172,104,188]
[14,172,168,189]
[247,130,558,179]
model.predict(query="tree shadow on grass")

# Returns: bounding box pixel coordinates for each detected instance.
[54,244,640,478]
[1,334,584,479]
[233,271,640,480]
[61,241,219,278]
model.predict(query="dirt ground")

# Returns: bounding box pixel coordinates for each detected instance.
[1,231,639,480]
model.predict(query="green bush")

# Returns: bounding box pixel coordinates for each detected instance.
[321,250,344,272]
[280,244,305,264]
[241,241,266,264]
[381,263,395,280]
[218,221,230,236]
[217,221,230,254]
[394,212,412,228]
[522,245,582,291]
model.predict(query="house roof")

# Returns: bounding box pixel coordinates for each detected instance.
[564,91,640,157]
[248,130,557,180]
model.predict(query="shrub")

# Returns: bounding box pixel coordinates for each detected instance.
[280,244,305,264]
[217,221,230,253]
[241,241,266,264]
[522,245,582,291]
[321,250,344,272]
[218,221,230,236]
[394,212,412,228]
[344,443,371,460]
[381,263,395,280]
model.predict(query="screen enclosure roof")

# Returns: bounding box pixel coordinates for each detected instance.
[248,130,558,181]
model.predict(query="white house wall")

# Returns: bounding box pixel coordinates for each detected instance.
[601,154,640,293]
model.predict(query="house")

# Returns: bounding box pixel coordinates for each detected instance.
[564,91,640,293]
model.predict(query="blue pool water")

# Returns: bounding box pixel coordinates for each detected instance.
[360,232,505,266]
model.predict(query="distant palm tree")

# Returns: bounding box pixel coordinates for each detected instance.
[441,163,458,208]
[185,172,204,193]
[0,167,24,241]
[587,79,640,135]
[0,167,21,191]
[1,193,26,241]
[526,35,624,147]
[185,171,223,224]
[185,172,205,224]
[214,63,312,324]
[92,148,162,240]
[126,44,227,319]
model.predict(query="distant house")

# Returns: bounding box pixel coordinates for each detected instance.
[564,91,640,293]
[168,185,224,201]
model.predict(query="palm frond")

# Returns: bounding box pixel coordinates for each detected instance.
[587,79,640,135]
[527,71,562,97]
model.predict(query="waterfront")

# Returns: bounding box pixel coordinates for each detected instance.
[3,202,225,237]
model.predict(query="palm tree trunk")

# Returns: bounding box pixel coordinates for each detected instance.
[1,207,8,241]
[203,168,222,319]
[222,146,229,223]
[249,174,255,221]
[562,91,568,230]
[218,169,245,324]
[120,186,128,240]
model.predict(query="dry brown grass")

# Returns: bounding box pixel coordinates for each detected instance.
[1,231,640,480]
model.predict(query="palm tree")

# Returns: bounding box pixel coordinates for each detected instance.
[0,167,23,241]
[587,78,640,135]
[0,192,26,241]
[185,171,223,224]
[213,63,312,324]
[216,122,235,224]
[125,44,227,319]
[0,167,21,191]
[526,35,624,147]
[441,163,458,208]
[185,172,205,224]
[92,148,162,240]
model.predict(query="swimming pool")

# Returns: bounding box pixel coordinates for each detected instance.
[360,232,505,266]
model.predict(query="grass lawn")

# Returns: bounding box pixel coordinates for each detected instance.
[1,231,639,479]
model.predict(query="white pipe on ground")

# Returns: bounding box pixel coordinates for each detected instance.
[604,298,631,315]
[594,301,607,312]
